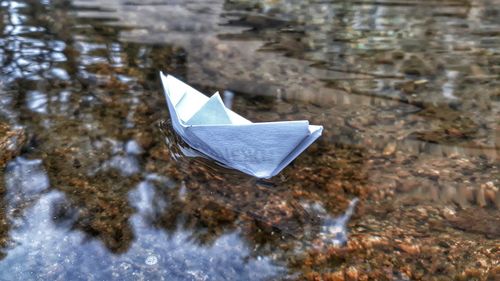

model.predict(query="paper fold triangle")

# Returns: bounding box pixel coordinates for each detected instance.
[187,93,232,125]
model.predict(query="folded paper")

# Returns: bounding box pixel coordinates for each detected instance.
[160,72,323,178]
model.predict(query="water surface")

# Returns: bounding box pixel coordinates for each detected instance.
[0,0,498,280]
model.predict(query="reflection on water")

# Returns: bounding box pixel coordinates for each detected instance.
[5,157,49,208]
[0,189,285,281]
[0,0,499,280]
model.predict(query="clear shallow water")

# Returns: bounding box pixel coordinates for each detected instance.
[0,0,499,280]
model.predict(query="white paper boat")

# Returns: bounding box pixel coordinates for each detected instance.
[160,72,323,178]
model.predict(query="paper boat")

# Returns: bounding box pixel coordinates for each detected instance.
[160,72,323,178]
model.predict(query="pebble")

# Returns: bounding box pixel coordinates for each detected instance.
[345,266,358,280]
[398,243,421,255]
[382,142,397,156]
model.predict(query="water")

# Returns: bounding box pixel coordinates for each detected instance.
[0,0,498,280]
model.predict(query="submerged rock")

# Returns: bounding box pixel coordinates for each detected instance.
[0,122,26,169]
[447,208,500,239]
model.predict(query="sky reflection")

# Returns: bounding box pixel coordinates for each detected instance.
[0,175,285,281]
